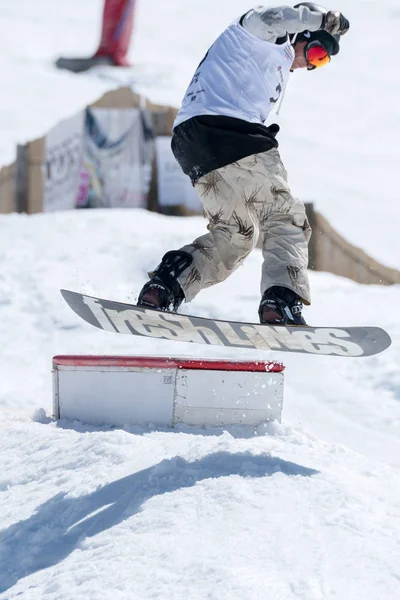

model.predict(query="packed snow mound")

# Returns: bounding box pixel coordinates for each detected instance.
[1,414,400,600]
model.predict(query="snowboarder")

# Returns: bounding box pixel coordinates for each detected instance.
[138,2,350,325]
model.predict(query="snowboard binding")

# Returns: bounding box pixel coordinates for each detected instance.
[259,286,307,326]
[137,251,192,312]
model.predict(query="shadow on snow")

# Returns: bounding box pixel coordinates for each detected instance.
[0,451,319,593]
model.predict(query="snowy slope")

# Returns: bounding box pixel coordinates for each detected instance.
[0,210,400,599]
[0,0,399,268]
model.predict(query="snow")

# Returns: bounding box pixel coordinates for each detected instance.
[2,416,400,600]
[1,2,400,599]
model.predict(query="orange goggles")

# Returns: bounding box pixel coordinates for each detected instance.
[305,40,331,70]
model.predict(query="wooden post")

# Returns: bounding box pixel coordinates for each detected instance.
[304,202,317,270]
[15,144,28,213]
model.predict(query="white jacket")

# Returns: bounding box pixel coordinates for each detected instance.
[174,5,323,128]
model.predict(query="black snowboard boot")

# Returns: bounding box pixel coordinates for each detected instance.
[137,251,192,312]
[258,286,307,326]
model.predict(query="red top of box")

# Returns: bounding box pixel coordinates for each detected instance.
[53,355,285,372]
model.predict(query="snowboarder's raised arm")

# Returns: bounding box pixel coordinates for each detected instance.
[242,5,349,42]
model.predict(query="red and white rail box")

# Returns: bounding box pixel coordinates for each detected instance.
[53,355,285,428]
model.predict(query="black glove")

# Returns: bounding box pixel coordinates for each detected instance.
[322,11,350,36]
[267,124,280,138]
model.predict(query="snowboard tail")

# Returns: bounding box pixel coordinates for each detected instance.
[60,289,392,357]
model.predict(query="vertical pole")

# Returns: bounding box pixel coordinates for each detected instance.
[15,144,28,213]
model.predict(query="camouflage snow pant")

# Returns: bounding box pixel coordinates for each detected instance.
[177,149,312,305]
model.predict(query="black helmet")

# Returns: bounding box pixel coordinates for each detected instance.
[292,2,340,55]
